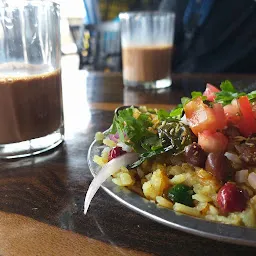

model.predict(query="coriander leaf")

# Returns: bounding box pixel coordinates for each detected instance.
[181,93,207,107]
[130,121,192,168]
[191,91,203,98]
[215,80,247,105]
[215,91,236,105]
[217,81,255,105]
[157,109,170,121]
[110,107,158,153]
[157,106,184,121]
[181,97,191,106]
[169,104,183,119]
[220,80,236,92]
[116,121,124,141]
[247,90,256,102]
[129,148,165,169]
[201,96,208,101]
[215,91,246,105]
[141,135,162,151]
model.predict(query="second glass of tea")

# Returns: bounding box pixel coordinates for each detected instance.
[119,12,175,89]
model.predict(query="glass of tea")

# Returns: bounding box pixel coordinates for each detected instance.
[119,11,175,89]
[0,0,64,158]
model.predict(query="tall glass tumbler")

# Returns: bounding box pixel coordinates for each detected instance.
[119,12,175,89]
[0,0,64,158]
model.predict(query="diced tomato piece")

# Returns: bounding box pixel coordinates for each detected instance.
[237,96,256,137]
[203,83,220,101]
[198,130,228,153]
[223,99,241,124]
[184,97,226,135]
[212,103,227,130]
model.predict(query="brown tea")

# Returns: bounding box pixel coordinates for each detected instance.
[122,45,173,82]
[0,63,63,144]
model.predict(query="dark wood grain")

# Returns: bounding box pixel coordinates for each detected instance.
[1,70,256,256]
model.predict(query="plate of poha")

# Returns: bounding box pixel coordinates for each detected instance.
[85,81,256,246]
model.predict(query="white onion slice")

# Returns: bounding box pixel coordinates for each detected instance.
[248,172,256,190]
[84,153,139,215]
[180,115,189,125]
[224,152,242,164]
[117,142,132,152]
[235,169,248,183]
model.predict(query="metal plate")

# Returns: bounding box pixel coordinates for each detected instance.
[87,138,256,247]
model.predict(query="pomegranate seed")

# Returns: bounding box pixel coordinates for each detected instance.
[217,182,249,213]
[108,147,126,161]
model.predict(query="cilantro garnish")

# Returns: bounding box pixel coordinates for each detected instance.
[129,121,192,168]
[109,107,162,153]
[169,104,184,119]
[191,91,203,98]
[156,105,184,121]
[247,91,256,102]
[219,80,236,92]
[180,80,256,107]
[181,92,207,107]
[181,97,191,106]
[156,109,171,121]
[110,106,192,168]
[109,80,256,168]
[214,80,246,105]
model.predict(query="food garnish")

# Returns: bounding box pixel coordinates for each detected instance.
[84,153,139,214]
[86,80,256,228]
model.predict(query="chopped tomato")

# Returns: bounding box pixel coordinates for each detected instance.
[198,130,228,153]
[212,103,227,130]
[184,97,226,135]
[203,83,220,101]
[237,96,256,137]
[223,99,241,124]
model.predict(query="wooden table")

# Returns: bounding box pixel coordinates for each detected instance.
[1,71,256,256]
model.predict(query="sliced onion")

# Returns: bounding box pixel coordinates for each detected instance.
[248,172,256,190]
[224,152,242,164]
[235,169,248,183]
[84,153,139,215]
[108,133,119,142]
[117,142,132,152]
[180,114,189,125]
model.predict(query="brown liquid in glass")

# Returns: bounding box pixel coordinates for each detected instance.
[0,63,63,144]
[122,45,173,82]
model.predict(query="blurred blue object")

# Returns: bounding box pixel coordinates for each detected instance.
[83,0,101,24]
[113,16,120,22]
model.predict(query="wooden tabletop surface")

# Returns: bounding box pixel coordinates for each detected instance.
[1,70,256,256]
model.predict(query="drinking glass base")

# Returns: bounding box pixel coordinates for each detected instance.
[123,77,172,89]
[0,126,64,159]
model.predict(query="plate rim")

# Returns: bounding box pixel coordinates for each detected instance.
[87,137,256,248]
